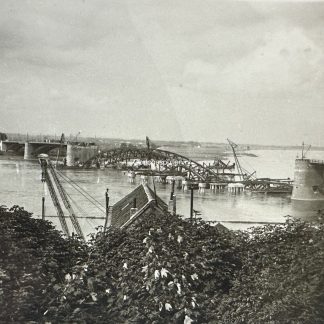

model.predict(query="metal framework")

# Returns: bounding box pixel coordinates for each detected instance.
[227,138,249,181]
[39,157,84,239]
[83,147,231,182]
[48,163,85,239]
[226,139,292,193]
[40,159,70,237]
[244,178,293,193]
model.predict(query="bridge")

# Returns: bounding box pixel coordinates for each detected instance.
[0,140,98,165]
[0,141,25,155]
[83,147,234,182]
[0,140,64,159]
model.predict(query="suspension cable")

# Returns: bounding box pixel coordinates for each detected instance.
[56,171,106,213]
[57,170,105,209]
[65,190,101,228]
[238,155,257,178]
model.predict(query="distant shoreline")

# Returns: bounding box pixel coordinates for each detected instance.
[3,133,324,152]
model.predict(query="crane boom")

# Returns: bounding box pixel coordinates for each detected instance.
[40,159,70,237]
[227,138,245,181]
[48,162,84,239]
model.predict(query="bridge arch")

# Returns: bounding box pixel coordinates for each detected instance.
[84,147,222,181]
[33,144,64,156]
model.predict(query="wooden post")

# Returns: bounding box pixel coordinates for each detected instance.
[42,196,45,220]
[104,189,109,231]
[170,179,175,200]
[41,162,46,220]
[190,186,194,223]
[172,195,176,215]
[153,178,158,206]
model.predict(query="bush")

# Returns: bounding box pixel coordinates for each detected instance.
[216,217,324,324]
[0,205,87,322]
[44,213,243,323]
[1,205,323,323]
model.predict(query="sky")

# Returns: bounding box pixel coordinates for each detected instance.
[0,0,324,145]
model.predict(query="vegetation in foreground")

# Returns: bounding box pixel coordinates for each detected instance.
[0,205,323,323]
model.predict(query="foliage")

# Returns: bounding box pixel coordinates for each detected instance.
[0,205,87,322]
[216,217,324,324]
[0,205,323,323]
[0,132,7,141]
[44,213,243,323]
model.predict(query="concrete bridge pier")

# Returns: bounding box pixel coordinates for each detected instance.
[140,175,148,184]
[128,171,136,183]
[0,141,7,152]
[198,182,207,194]
[66,144,74,167]
[210,183,227,191]
[24,142,36,159]
[66,143,98,167]
[228,183,244,194]
[175,176,183,189]
[292,159,324,201]
[182,180,191,191]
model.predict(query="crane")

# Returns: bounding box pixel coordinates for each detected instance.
[301,142,311,159]
[227,139,256,182]
[227,139,244,181]
[226,139,292,193]
[39,155,85,240]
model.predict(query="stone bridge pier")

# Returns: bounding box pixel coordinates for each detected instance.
[24,142,59,159]
[24,142,36,159]
[66,144,98,167]
[1,140,98,163]
[1,141,25,154]
[0,141,7,151]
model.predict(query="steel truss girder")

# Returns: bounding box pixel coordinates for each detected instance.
[84,148,222,181]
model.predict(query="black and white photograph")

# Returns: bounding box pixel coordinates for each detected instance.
[0,0,323,323]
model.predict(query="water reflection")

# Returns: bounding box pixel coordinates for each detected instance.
[291,200,324,222]
[1,151,324,234]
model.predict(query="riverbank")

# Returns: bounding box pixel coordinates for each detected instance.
[1,205,323,323]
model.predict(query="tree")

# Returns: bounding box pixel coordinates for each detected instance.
[1,204,323,323]
[0,205,87,322]
[0,132,8,141]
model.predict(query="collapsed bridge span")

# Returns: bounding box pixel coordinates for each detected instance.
[83,147,231,182]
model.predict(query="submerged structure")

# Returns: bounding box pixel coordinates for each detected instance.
[292,158,324,201]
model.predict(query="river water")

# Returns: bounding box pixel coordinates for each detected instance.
[1,148,324,236]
